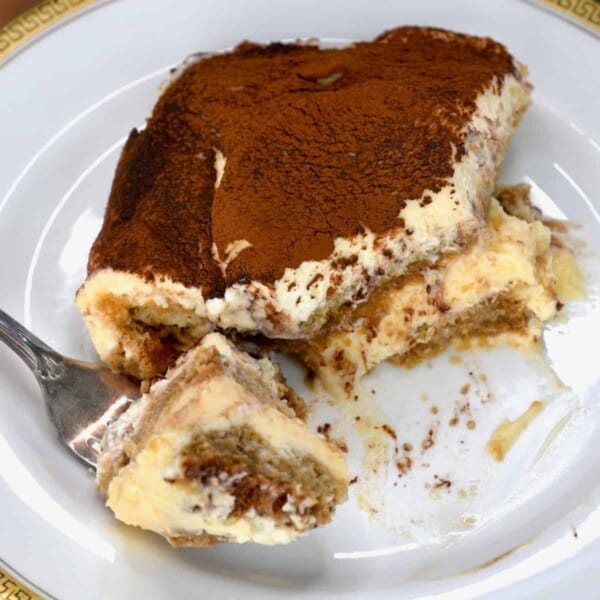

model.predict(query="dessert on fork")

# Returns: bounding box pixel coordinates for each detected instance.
[97,333,348,546]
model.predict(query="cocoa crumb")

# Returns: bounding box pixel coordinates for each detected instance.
[422,428,435,450]
[382,424,397,440]
[402,442,413,452]
[433,475,452,489]
[317,422,348,452]
[317,423,331,436]
[449,417,459,427]
[396,455,413,476]
[307,272,324,287]
[335,439,349,453]
[349,476,359,485]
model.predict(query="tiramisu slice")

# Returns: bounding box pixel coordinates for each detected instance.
[77,26,532,379]
[97,333,348,546]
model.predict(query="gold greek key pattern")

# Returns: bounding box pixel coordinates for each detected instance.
[0,568,41,600]
[536,0,600,32]
[0,0,97,62]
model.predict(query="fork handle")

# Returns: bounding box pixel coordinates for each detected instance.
[0,308,55,372]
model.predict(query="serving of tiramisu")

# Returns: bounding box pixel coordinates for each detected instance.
[76,26,576,546]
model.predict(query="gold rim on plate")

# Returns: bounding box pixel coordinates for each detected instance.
[526,0,600,34]
[0,566,43,600]
[0,0,597,64]
[0,0,98,62]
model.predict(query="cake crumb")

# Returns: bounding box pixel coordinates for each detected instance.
[467,419,476,430]
[460,383,470,395]
[487,401,544,461]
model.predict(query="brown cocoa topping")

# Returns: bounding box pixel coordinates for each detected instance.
[89,27,515,290]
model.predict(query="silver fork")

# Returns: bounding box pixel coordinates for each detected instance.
[0,308,140,466]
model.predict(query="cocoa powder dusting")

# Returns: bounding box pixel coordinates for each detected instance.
[89,27,515,289]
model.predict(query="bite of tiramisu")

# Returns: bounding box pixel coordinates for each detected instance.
[97,333,348,546]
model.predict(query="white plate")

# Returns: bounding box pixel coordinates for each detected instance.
[1,1,599,598]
